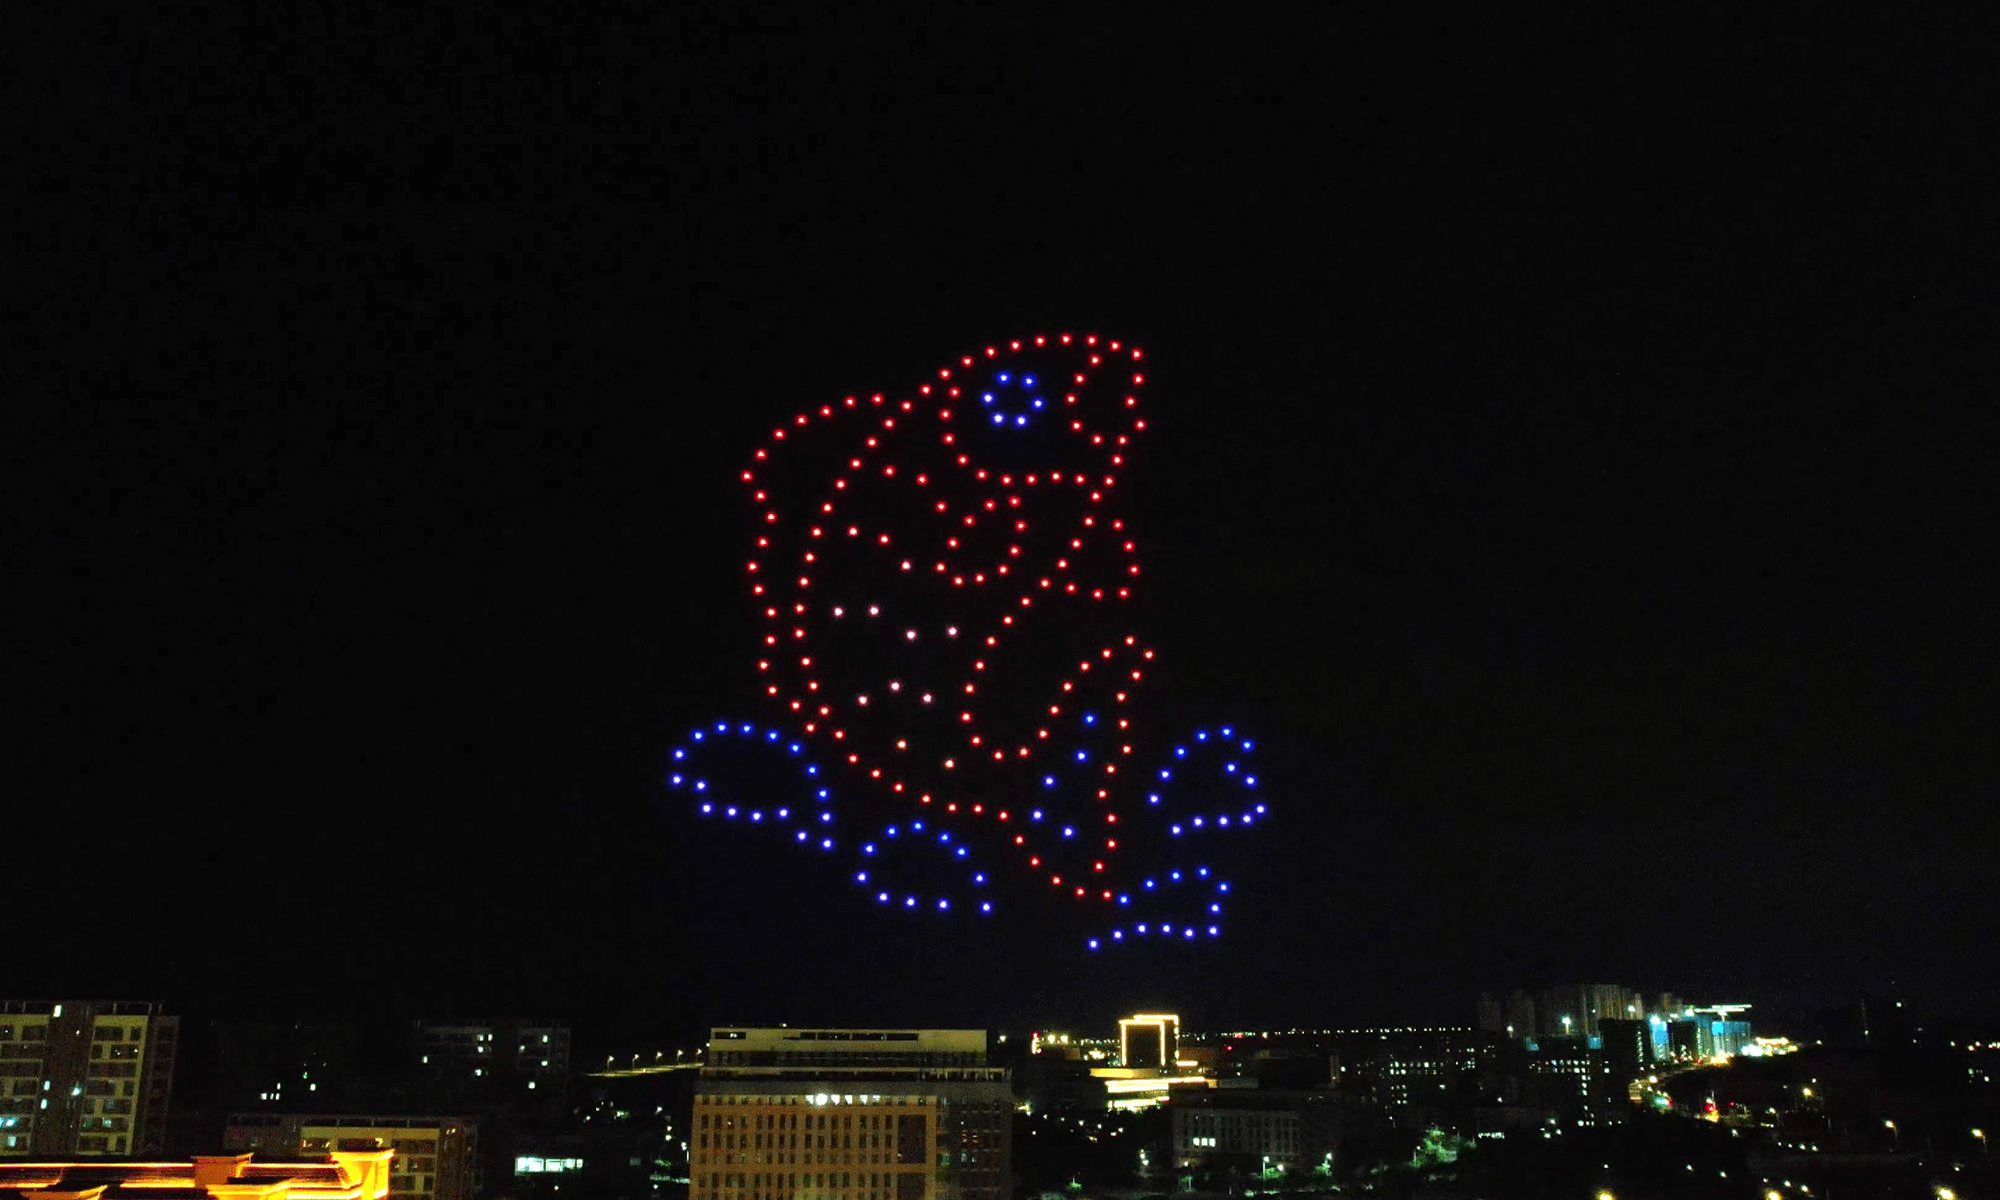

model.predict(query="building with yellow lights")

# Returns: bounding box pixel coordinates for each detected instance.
[1117,1016,1180,1071]
[0,1151,392,1200]
[1083,1014,1209,1112]
[690,1028,1009,1200]
[222,1116,475,1200]
[0,1002,179,1158]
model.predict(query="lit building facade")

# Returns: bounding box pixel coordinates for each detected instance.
[0,1151,392,1200]
[1525,1038,1623,1127]
[1169,1091,1356,1173]
[690,1028,1009,1200]
[223,1115,477,1200]
[1596,1018,1652,1078]
[1086,1013,1207,1111]
[1375,1032,1481,1111]
[0,1001,179,1157]
[1117,1015,1180,1071]
[412,1021,570,1102]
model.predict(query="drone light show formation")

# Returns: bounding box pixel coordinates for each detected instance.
[666,333,1269,951]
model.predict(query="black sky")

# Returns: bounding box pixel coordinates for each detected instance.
[12,4,1996,1038]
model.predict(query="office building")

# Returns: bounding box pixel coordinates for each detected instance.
[0,1000,179,1157]
[223,1114,477,1200]
[1117,1015,1180,1070]
[1170,1091,1357,1173]
[691,1027,1010,1200]
[0,1151,392,1200]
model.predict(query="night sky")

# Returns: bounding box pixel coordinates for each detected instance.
[14,5,1995,1039]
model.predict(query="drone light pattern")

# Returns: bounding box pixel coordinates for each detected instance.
[665,333,1268,949]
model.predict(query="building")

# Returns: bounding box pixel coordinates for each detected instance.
[1475,992,1538,1039]
[1683,1005,1753,1060]
[411,1021,571,1104]
[1170,1091,1357,1174]
[1080,1014,1209,1111]
[690,1028,1010,1200]
[223,1115,477,1200]
[1116,1015,1180,1071]
[1596,1018,1653,1078]
[0,1151,391,1200]
[0,1001,179,1157]
[210,1022,367,1114]
[1014,1058,1106,1115]
[1526,1037,1623,1127]
[1531,985,1640,1039]
[1373,1030,1480,1112]
[1308,1028,1480,1116]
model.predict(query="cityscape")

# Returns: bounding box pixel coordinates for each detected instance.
[3,992,1994,1199]
[13,5,1991,1200]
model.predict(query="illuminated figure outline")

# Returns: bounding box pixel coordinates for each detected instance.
[666,333,1267,949]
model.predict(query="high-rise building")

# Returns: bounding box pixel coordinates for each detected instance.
[1475,992,1537,1038]
[1526,1038,1623,1128]
[0,1000,179,1157]
[1530,985,1634,1038]
[1116,1015,1180,1070]
[690,1028,1010,1200]
[1678,1005,1752,1061]
[224,1114,478,1200]
[1596,1018,1652,1078]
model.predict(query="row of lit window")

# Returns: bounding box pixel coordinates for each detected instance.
[701,1153,913,1169]
[705,1133,903,1151]
[704,1104,920,1120]
[699,1172,911,1189]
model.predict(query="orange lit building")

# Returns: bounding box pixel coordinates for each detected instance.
[222,1117,475,1200]
[691,1028,1009,1200]
[0,1150,392,1200]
